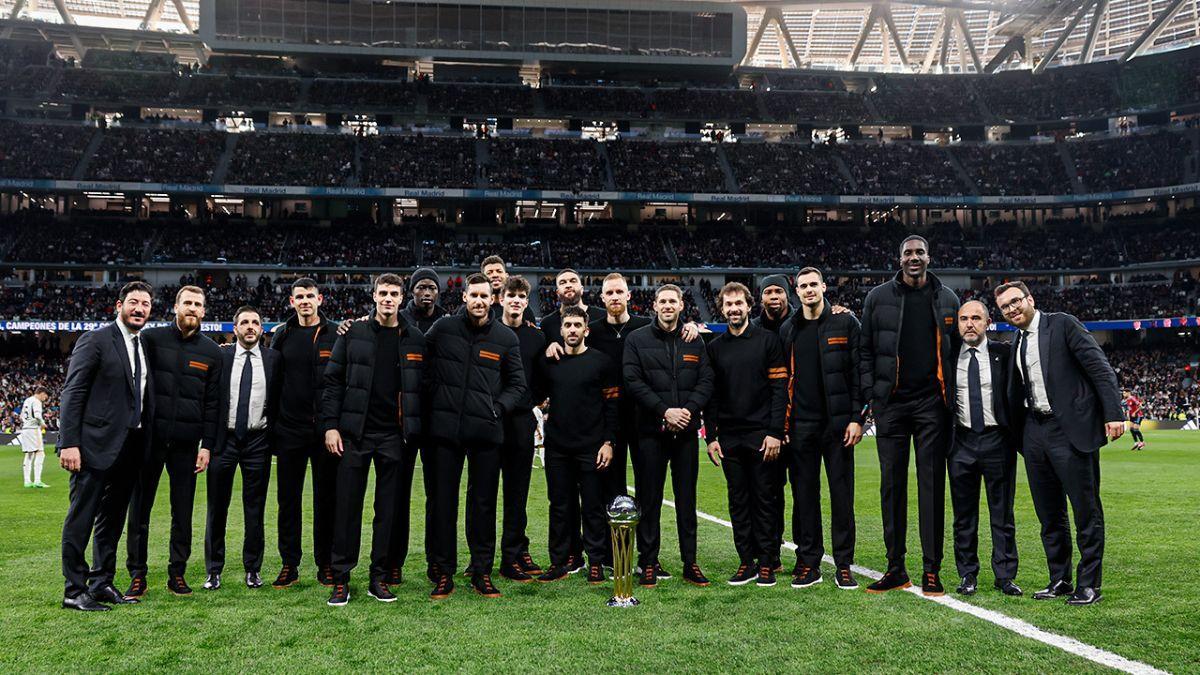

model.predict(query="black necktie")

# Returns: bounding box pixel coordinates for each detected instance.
[968,347,985,432]
[1018,331,1036,411]
[235,351,253,438]
[131,335,142,428]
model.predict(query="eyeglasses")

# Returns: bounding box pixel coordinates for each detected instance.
[998,296,1029,313]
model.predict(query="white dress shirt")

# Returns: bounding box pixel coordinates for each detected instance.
[116,319,148,428]
[228,344,268,431]
[956,340,996,428]
[1018,311,1053,414]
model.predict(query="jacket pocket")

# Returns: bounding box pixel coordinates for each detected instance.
[84,414,110,428]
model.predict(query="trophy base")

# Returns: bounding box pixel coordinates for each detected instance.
[607,596,640,608]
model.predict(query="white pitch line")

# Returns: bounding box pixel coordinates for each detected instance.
[633,487,1167,675]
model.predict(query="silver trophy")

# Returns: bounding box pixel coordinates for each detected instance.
[606,495,641,607]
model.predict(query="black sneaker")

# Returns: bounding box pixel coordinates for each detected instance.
[728,563,756,586]
[638,565,657,588]
[318,565,334,587]
[518,552,544,576]
[273,565,299,589]
[537,565,569,583]
[756,565,777,587]
[683,563,710,587]
[385,566,403,586]
[922,572,945,596]
[124,576,147,600]
[865,570,911,593]
[430,574,454,600]
[327,583,350,606]
[368,579,396,602]
[653,563,672,579]
[835,566,859,590]
[500,562,534,583]
[791,565,822,589]
[167,575,192,596]
[471,573,501,598]
[587,564,606,585]
[565,554,585,575]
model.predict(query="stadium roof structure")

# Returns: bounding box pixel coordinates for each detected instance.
[0,0,1197,72]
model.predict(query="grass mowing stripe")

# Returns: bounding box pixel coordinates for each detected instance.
[638,486,1168,675]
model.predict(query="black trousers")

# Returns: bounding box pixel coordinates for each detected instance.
[634,432,699,568]
[331,430,404,584]
[719,440,781,566]
[431,441,502,575]
[384,441,421,573]
[545,442,608,566]
[62,430,145,598]
[1023,414,1104,589]
[205,430,271,575]
[874,392,950,574]
[499,411,537,566]
[603,408,637,500]
[275,430,340,571]
[419,443,438,570]
[949,427,1018,582]
[126,438,199,578]
[789,421,856,569]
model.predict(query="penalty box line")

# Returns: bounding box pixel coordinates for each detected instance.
[629,486,1166,675]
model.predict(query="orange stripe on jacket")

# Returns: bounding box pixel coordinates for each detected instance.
[479,350,501,361]
[188,360,209,372]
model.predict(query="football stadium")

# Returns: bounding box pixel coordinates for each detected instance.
[0,0,1198,670]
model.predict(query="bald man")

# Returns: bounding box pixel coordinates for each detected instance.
[944,300,1021,597]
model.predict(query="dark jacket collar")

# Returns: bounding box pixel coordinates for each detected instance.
[891,269,943,294]
[651,318,683,339]
[785,301,831,330]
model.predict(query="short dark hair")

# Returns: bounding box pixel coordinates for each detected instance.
[796,267,824,282]
[373,273,405,292]
[34,385,48,395]
[233,305,260,323]
[900,234,929,253]
[480,255,505,271]
[718,281,753,305]
[655,284,683,301]
[561,306,588,322]
[119,280,153,302]
[291,277,318,293]
[465,272,490,288]
[556,268,580,281]
[994,281,1031,299]
[503,276,531,295]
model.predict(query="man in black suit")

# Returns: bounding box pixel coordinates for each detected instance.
[945,300,1021,597]
[203,306,281,592]
[996,281,1124,606]
[58,281,156,611]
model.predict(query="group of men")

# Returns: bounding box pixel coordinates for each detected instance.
[56,239,1125,610]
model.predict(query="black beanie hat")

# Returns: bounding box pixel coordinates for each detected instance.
[760,274,791,295]
[410,267,439,290]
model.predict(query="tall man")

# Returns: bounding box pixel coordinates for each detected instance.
[425,273,526,600]
[996,281,1124,606]
[539,268,606,344]
[624,284,714,588]
[780,268,865,591]
[859,235,959,595]
[946,300,1021,596]
[203,306,281,592]
[481,255,536,323]
[125,285,222,598]
[704,282,787,588]
[270,278,340,589]
[495,276,548,582]
[322,274,426,606]
[20,386,49,488]
[532,306,619,584]
[59,280,155,611]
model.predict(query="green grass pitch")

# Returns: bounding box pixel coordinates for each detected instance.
[0,432,1196,672]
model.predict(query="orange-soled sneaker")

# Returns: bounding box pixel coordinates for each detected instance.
[318,565,335,587]
[500,562,534,583]
[922,572,945,597]
[587,564,606,585]
[124,576,147,600]
[273,565,299,589]
[518,552,544,576]
[385,566,403,586]
[167,575,192,596]
[471,573,501,599]
[865,569,911,593]
[682,563,710,587]
[430,574,454,600]
[638,565,657,588]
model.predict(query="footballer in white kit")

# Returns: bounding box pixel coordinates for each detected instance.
[19,387,50,488]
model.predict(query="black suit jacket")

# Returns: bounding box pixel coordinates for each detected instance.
[1007,311,1123,453]
[213,343,281,453]
[58,322,155,471]
[945,338,1014,454]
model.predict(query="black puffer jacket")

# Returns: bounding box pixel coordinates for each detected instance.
[424,312,527,446]
[270,312,339,428]
[623,320,714,435]
[780,302,866,428]
[141,324,222,449]
[321,316,426,442]
[858,271,959,409]
[401,300,446,335]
